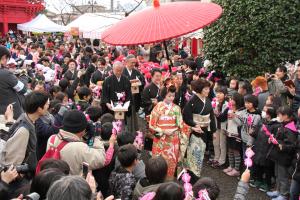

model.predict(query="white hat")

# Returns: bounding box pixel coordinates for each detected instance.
[24,60,34,66]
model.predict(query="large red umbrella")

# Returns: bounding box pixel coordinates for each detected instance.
[101,0,222,46]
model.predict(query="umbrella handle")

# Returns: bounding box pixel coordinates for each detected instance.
[163,41,173,73]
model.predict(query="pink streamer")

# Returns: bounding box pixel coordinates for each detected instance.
[247,115,253,126]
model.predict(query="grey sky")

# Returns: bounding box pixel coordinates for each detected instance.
[45,0,148,13]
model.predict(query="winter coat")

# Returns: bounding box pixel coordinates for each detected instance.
[133,178,163,200]
[291,136,300,182]
[46,130,105,175]
[236,109,261,146]
[291,78,300,113]
[268,75,290,106]
[214,100,229,130]
[257,91,269,111]
[109,166,137,200]
[253,120,280,167]
[267,121,298,166]
[35,113,59,160]
[0,181,10,200]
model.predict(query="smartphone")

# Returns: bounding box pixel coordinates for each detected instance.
[82,162,89,179]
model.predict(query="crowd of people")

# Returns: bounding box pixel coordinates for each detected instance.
[0,34,299,200]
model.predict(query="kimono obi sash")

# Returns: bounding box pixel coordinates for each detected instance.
[157,115,177,131]
[193,114,211,127]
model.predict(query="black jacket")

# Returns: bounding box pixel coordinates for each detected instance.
[291,136,300,182]
[267,121,298,166]
[253,120,280,167]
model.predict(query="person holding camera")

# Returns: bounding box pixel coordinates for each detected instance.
[46,110,106,175]
[0,165,18,200]
[0,45,28,119]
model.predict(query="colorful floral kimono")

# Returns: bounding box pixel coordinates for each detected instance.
[149,101,184,177]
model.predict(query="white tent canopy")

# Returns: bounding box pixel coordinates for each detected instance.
[17,14,67,33]
[67,13,123,39]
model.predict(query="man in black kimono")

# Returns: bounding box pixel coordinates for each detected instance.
[101,61,132,117]
[141,68,162,150]
[123,55,145,132]
[91,56,109,85]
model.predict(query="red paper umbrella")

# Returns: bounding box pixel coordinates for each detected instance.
[101,0,222,45]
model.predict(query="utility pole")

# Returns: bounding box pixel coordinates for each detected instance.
[111,0,114,11]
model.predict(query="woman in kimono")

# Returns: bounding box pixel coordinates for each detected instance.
[149,85,184,177]
[182,79,216,180]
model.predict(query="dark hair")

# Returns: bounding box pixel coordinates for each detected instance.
[239,80,253,94]
[277,106,293,119]
[192,177,220,200]
[49,85,61,98]
[47,176,92,200]
[64,53,71,59]
[85,106,102,122]
[67,59,77,67]
[265,106,277,119]
[100,122,113,141]
[151,68,162,77]
[30,168,65,199]
[77,86,91,100]
[24,92,49,114]
[49,99,62,115]
[93,39,100,47]
[244,94,258,108]
[0,45,11,60]
[98,56,106,66]
[232,93,244,110]
[117,131,136,146]
[40,159,70,175]
[59,79,69,92]
[160,85,176,99]
[100,113,114,124]
[215,86,228,95]
[154,182,185,200]
[55,92,67,103]
[117,144,138,167]
[91,55,98,63]
[229,77,239,90]
[191,79,211,94]
[277,66,287,74]
[145,156,168,184]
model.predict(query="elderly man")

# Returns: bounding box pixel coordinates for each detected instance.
[122,55,145,132]
[101,61,132,115]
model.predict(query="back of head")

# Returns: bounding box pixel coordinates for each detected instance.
[100,113,114,124]
[40,158,70,175]
[77,86,91,100]
[145,156,168,184]
[100,122,113,141]
[117,144,138,168]
[86,106,102,122]
[25,91,49,114]
[47,176,92,200]
[117,131,136,146]
[154,182,185,200]
[63,110,88,133]
[192,177,220,200]
[30,168,65,200]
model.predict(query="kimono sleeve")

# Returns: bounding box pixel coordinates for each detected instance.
[149,104,163,134]
[183,101,196,127]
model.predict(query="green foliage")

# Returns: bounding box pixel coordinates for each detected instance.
[203,0,300,78]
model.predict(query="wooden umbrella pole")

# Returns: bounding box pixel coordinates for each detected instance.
[163,40,173,73]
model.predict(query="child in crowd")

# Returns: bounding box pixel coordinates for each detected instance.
[267,106,298,200]
[109,144,138,200]
[224,93,244,176]
[211,86,229,168]
[192,177,220,200]
[227,77,239,98]
[77,86,92,112]
[236,95,261,155]
[252,106,279,192]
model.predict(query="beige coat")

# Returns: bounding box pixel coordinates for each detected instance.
[47,130,105,175]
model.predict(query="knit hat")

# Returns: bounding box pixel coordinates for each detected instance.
[251,76,268,91]
[63,110,88,133]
